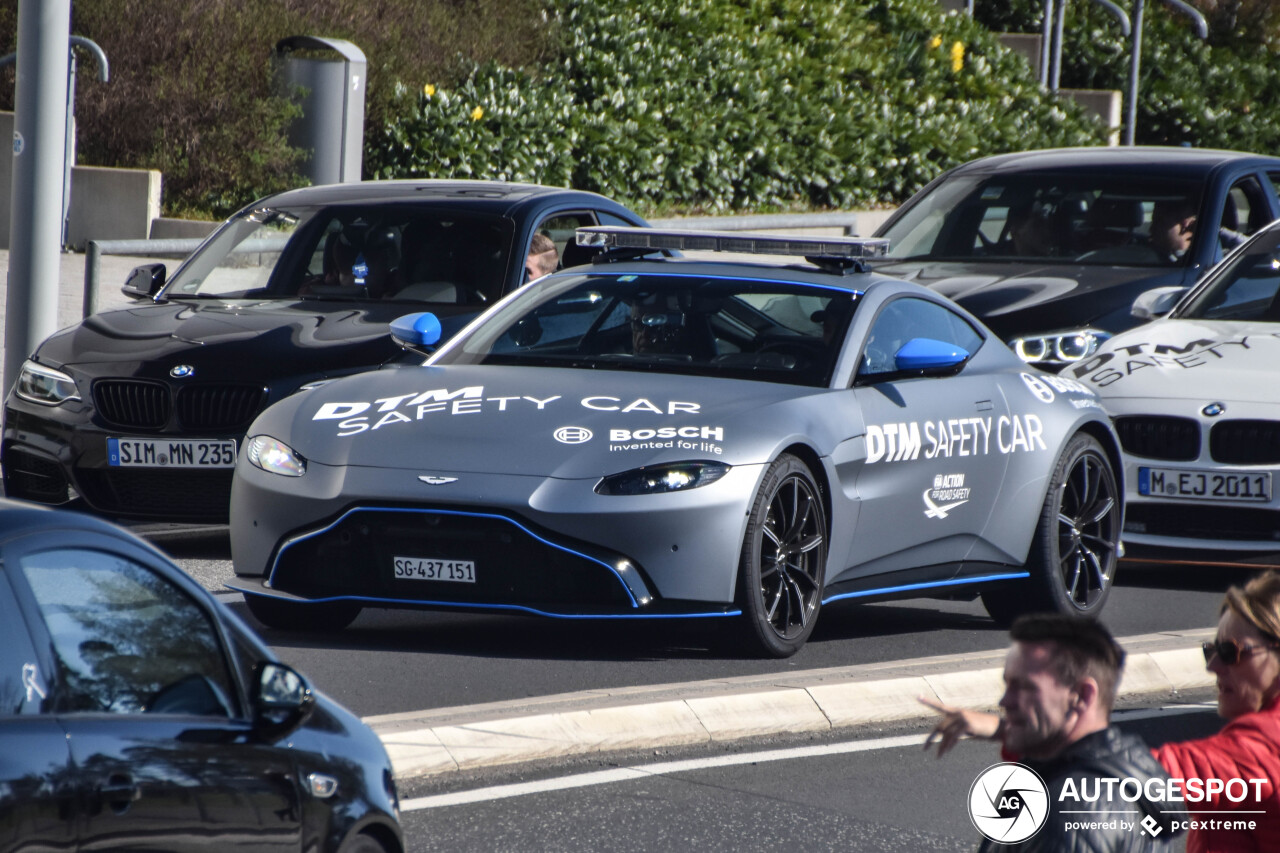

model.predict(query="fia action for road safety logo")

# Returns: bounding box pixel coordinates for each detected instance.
[969,762,1050,844]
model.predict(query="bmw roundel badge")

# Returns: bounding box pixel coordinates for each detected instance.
[170,365,195,378]
[1202,402,1226,417]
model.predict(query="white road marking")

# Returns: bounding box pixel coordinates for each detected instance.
[399,702,1217,812]
[400,733,925,811]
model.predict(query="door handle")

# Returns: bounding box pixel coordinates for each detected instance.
[99,773,140,814]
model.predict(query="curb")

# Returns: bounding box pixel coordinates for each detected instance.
[365,627,1217,781]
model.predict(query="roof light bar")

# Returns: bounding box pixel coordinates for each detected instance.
[576,226,890,260]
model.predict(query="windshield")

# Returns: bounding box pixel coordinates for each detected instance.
[432,271,861,388]
[163,203,515,305]
[1177,228,1280,321]
[879,172,1204,267]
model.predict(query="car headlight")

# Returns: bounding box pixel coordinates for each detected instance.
[245,435,306,477]
[1009,329,1110,365]
[595,462,730,496]
[14,360,80,406]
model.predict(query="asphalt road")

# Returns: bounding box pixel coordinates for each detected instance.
[145,525,1246,719]
[391,704,1224,852]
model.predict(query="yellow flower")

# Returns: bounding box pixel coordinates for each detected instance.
[950,41,965,72]
[423,83,436,98]
[470,106,484,121]
[928,35,942,50]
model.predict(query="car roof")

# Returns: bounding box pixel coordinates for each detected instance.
[245,179,632,216]
[952,146,1280,177]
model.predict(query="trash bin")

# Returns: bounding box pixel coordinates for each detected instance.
[273,35,367,185]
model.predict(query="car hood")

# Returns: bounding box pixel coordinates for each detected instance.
[254,365,843,478]
[34,299,416,380]
[871,260,1186,339]
[1074,318,1280,404]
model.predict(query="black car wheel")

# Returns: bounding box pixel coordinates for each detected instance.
[983,433,1120,624]
[244,594,362,633]
[735,453,827,658]
[337,832,392,853]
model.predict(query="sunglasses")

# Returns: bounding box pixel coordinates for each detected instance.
[1202,638,1280,666]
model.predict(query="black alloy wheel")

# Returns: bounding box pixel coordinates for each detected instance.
[736,453,828,657]
[983,433,1120,623]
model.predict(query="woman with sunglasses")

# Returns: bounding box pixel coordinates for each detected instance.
[1152,572,1280,853]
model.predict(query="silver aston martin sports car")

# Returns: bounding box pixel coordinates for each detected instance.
[229,228,1124,656]
[1072,219,1280,563]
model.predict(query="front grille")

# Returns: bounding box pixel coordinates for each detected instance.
[75,468,233,522]
[94,380,170,429]
[176,385,267,430]
[1125,503,1280,543]
[92,380,267,432]
[1114,416,1200,461]
[3,448,70,503]
[272,508,636,611]
[1210,420,1280,465]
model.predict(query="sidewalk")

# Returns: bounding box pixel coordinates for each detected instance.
[365,627,1217,781]
[0,246,169,359]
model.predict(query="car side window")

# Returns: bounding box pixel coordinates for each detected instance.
[858,297,983,380]
[19,549,236,717]
[0,573,47,715]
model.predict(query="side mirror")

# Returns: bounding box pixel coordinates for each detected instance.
[122,263,167,299]
[252,662,314,739]
[390,312,443,357]
[1131,286,1187,320]
[895,338,970,373]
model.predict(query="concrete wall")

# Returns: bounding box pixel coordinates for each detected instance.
[0,111,162,250]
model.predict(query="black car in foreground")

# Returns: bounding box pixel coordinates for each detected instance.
[872,146,1280,370]
[0,499,402,852]
[2,180,646,523]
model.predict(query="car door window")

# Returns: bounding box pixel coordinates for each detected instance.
[19,549,236,716]
[857,297,983,380]
[0,575,46,715]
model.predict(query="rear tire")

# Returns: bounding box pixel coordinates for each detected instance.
[982,433,1120,625]
[244,594,361,632]
[734,453,827,658]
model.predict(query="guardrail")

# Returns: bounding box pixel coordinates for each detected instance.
[82,209,894,318]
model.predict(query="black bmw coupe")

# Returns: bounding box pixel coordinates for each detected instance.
[2,180,646,522]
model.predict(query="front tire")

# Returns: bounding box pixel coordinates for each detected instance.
[735,453,828,657]
[243,594,362,632]
[983,433,1120,624]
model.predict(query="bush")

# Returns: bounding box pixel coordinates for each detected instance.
[0,0,554,219]
[367,0,1105,213]
[973,0,1280,153]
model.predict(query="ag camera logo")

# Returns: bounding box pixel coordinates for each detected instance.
[554,426,593,445]
[969,762,1049,844]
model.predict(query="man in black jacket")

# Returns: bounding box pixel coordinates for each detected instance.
[923,615,1186,851]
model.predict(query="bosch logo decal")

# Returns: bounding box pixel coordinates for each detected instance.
[555,426,593,444]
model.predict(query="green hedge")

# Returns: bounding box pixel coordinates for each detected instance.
[973,0,1280,154]
[367,0,1105,214]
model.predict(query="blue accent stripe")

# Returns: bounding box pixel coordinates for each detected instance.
[270,505,642,607]
[232,586,740,621]
[820,571,1030,605]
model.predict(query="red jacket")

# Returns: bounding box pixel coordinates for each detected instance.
[1152,695,1280,853]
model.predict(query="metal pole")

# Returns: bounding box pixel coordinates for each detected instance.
[1040,0,1056,85]
[62,49,75,250]
[1125,0,1144,146]
[5,0,72,396]
[1051,0,1069,91]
